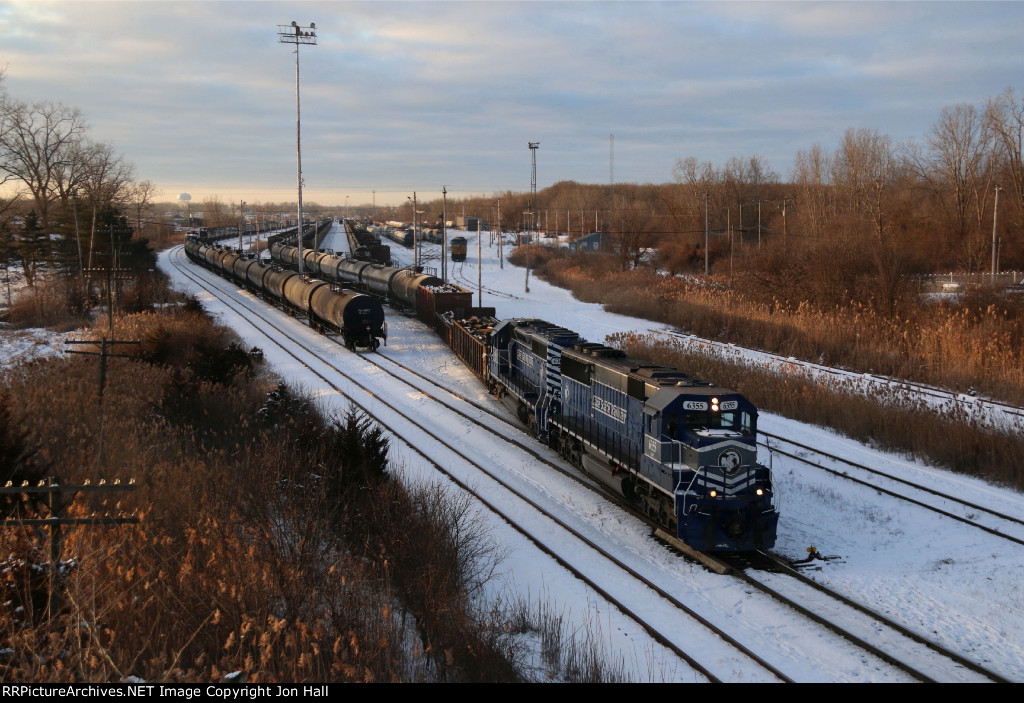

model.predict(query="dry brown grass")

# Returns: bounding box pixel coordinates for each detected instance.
[0,301,527,682]
[521,249,1024,405]
[610,331,1024,490]
[4,274,91,331]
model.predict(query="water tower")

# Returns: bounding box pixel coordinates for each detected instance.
[177,193,192,227]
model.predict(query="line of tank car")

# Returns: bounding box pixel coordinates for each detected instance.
[184,226,778,553]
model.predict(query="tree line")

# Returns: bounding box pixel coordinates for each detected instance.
[0,73,157,288]
[409,88,1023,276]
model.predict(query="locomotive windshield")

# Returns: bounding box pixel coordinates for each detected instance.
[662,408,753,440]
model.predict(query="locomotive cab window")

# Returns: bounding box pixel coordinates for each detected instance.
[684,409,748,437]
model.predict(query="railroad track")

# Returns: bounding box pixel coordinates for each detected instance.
[168,246,1014,681]
[371,338,1012,683]
[714,551,1009,683]
[450,260,523,300]
[761,431,1024,548]
[168,246,793,682]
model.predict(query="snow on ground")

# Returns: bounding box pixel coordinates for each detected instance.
[0,266,68,371]
[0,324,67,371]
[392,231,1024,681]
[5,226,1021,681]
[153,229,1024,681]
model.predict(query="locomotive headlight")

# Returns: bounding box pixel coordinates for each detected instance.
[756,488,764,496]
[711,397,719,412]
[709,490,718,498]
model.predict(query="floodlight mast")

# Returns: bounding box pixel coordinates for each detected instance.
[278,21,317,274]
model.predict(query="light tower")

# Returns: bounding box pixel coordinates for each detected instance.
[527,141,539,293]
[528,141,540,233]
[278,20,317,274]
[442,185,448,282]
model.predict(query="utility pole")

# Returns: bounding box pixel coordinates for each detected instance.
[704,190,710,275]
[992,185,1001,284]
[478,208,483,307]
[279,20,317,274]
[2,478,138,618]
[757,199,761,250]
[497,199,503,269]
[779,197,792,248]
[238,200,246,252]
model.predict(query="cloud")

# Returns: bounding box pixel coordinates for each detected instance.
[1,1,1022,205]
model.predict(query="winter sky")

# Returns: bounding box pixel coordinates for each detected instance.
[2,1,1022,207]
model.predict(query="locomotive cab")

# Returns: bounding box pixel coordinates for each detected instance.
[642,387,778,551]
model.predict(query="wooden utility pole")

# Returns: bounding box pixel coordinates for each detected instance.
[2,478,138,618]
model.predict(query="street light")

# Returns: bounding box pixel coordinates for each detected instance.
[278,20,317,274]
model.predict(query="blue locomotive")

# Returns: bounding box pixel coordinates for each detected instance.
[487,318,778,552]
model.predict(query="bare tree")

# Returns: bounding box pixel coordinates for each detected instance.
[985,88,1024,235]
[792,143,835,240]
[75,140,134,269]
[0,98,87,239]
[125,179,158,240]
[832,128,902,239]
[670,157,718,234]
[607,190,659,269]
[912,104,994,242]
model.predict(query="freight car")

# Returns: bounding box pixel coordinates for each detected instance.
[382,226,414,248]
[184,237,386,350]
[344,219,391,265]
[270,241,443,311]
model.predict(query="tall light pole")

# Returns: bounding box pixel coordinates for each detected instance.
[442,185,448,282]
[279,20,317,274]
[408,193,418,270]
[527,142,539,293]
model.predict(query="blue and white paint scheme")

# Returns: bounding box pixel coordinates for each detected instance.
[488,318,778,552]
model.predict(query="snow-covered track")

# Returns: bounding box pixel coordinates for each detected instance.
[762,431,1024,548]
[719,551,1010,683]
[450,260,523,300]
